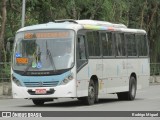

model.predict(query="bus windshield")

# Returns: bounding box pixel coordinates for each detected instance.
[13,30,74,72]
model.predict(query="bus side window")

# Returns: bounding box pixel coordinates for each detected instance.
[136,34,148,56]
[76,35,87,69]
[126,34,137,56]
[114,33,126,57]
[101,32,114,56]
[86,31,100,57]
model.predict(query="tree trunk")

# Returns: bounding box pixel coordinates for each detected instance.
[0,0,7,62]
[147,2,158,32]
[140,0,147,29]
[90,0,104,20]
[72,0,77,19]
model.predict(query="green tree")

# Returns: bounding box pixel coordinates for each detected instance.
[1,0,160,63]
[0,0,7,62]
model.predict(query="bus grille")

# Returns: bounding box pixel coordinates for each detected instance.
[24,81,59,87]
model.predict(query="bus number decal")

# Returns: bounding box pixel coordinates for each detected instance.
[16,58,28,64]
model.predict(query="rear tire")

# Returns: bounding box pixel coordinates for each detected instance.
[117,76,137,100]
[128,76,137,100]
[32,99,45,106]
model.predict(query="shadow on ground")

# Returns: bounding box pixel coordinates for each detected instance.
[19,98,144,108]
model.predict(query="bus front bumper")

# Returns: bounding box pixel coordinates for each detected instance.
[12,80,76,99]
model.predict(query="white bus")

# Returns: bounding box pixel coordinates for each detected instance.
[11,19,150,105]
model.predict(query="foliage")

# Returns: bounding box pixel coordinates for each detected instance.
[0,63,11,82]
[1,0,160,62]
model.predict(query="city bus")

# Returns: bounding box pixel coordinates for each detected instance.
[11,19,150,105]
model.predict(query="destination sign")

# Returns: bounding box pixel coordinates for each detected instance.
[24,32,69,39]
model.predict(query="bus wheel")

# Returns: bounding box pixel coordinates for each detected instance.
[128,76,137,100]
[32,99,45,106]
[95,81,99,103]
[84,79,95,105]
[117,76,136,100]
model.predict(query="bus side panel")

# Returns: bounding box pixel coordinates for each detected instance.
[76,58,149,97]
[127,58,149,89]
[140,58,150,88]
[76,64,89,97]
[102,59,129,94]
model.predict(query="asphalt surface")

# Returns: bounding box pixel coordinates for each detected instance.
[0,84,160,120]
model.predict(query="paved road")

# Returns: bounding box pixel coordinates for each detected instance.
[0,84,160,120]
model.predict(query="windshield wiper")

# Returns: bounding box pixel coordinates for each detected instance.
[23,51,41,75]
[46,41,57,71]
[23,42,41,75]
[23,41,56,75]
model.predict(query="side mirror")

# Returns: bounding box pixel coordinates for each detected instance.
[7,37,15,42]
[6,37,14,51]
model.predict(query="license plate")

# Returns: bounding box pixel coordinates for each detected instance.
[35,89,47,94]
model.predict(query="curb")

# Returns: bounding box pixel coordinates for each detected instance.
[150,82,160,85]
[0,95,12,99]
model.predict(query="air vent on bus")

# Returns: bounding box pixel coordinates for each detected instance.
[24,81,59,87]
[55,19,78,24]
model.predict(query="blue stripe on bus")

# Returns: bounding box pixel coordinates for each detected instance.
[13,71,71,87]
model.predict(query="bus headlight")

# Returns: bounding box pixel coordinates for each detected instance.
[12,75,22,86]
[68,73,74,80]
[61,73,74,85]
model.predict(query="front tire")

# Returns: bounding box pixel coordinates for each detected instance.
[84,79,95,105]
[94,81,99,103]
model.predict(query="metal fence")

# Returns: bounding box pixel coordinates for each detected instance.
[0,62,11,82]
[150,63,160,76]
[0,63,160,81]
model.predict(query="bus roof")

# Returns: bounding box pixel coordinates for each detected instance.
[17,21,83,32]
[17,19,146,34]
